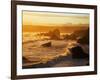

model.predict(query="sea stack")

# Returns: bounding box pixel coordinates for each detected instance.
[48,29,60,40]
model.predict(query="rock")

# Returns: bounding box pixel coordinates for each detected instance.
[22,56,31,63]
[48,29,60,40]
[64,28,89,41]
[42,42,51,47]
[77,28,89,44]
[64,34,76,40]
[77,33,89,44]
[69,46,89,59]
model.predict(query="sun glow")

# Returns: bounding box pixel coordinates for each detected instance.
[22,11,89,26]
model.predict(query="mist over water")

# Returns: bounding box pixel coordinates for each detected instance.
[22,31,89,68]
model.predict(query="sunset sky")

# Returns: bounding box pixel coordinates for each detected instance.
[22,11,89,26]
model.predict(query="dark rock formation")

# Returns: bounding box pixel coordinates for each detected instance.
[69,46,89,59]
[22,56,31,63]
[64,34,76,40]
[77,29,89,44]
[48,29,60,40]
[64,28,89,41]
[42,42,51,47]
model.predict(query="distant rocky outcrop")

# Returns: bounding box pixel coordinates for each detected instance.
[64,28,89,41]
[64,34,76,40]
[42,42,51,47]
[69,46,89,59]
[48,29,60,40]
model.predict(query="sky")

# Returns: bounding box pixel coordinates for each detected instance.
[22,11,89,26]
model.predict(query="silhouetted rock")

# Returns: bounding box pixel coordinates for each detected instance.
[64,28,89,41]
[23,56,30,63]
[69,46,89,59]
[48,29,60,40]
[77,29,89,44]
[64,34,77,40]
[42,42,51,47]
